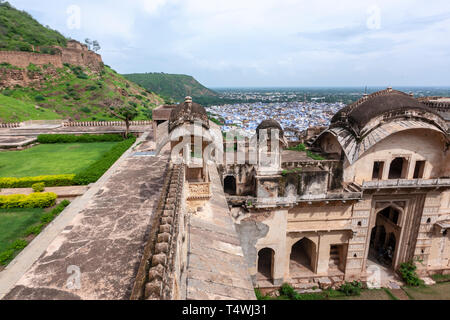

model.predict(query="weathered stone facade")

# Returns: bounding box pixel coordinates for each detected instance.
[221,89,450,290]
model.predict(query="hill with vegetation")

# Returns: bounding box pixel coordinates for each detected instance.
[0,64,163,122]
[0,1,67,52]
[0,2,163,123]
[122,72,218,103]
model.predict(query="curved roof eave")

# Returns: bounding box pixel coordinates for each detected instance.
[315,120,448,165]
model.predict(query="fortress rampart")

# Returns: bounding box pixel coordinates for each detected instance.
[0,40,103,72]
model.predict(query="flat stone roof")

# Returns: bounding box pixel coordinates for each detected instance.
[3,132,170,300]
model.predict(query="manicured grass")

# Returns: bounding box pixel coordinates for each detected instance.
[0,208,44,252]
[402,282,450,300]
[0,142,119,177]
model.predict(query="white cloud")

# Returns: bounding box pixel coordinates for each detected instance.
[7,0,450,86]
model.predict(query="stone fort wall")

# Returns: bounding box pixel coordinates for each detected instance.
[0,41,103,72]
[0,51,63,69]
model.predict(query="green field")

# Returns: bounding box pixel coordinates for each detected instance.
[0,142,118,177]
[0,208,44,252]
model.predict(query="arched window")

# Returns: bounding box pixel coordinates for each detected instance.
[388,157,408,179]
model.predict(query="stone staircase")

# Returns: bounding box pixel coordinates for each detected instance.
[343,182,362,193]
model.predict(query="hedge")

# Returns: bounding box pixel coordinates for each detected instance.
[73,136,136,185]
[37,134,125,144]
[0,192,57,209]
[0,175,75,188]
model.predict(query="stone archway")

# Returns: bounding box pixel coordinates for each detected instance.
[289,238,317,277]
[369,206,402,269]
[257,248,275,281]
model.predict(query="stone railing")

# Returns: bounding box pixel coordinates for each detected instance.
[63,120,152,127]
[131,164,187,300]
[0,122,21,128]
[187,182,211,200]
[227,190,363,209]
[362,178,450,189]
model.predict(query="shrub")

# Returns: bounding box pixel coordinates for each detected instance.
[34,94,45,102]
[37,134,124,144]
[25,223,44,236]
[40,200,70,224]
[339,281,362,296]
[399,261,425,287]
[10,239,28,250]
[74,136,136,185]
[0,192,57,209]
[32,182,45,193]
[280,283,297,298]
[0,175,75,188]
[27,63,41,73]
[0,249,14,265]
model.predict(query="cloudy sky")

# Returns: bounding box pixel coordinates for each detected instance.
[9,0,450,87]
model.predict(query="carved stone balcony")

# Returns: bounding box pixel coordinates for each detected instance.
[187,182,211,200]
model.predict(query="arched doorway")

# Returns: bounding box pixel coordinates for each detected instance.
[369,206,402,269]
[257,248,274,280]
[224,176,237,195]
[290,238,316,277]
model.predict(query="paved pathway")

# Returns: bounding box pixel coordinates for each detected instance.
[0,186,88,198]
[1,132,170,300]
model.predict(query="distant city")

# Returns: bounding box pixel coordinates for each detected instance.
[207,87,450,140]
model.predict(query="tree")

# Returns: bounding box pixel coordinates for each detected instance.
[92,40,101,52]
[84,38,92,50]
[109,99,138,137]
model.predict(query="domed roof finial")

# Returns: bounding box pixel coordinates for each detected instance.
[185,96,192,113]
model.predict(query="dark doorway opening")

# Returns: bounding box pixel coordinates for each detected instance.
[257,248,274,280]
[224,176,237,195]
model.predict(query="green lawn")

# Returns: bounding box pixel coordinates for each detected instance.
[0,208,44,252]
[402,282,450,300]
[0,142,119,177]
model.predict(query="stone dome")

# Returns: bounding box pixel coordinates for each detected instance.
[256,119,284,138]
[331,89,441,134]
[168,96,210,132]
